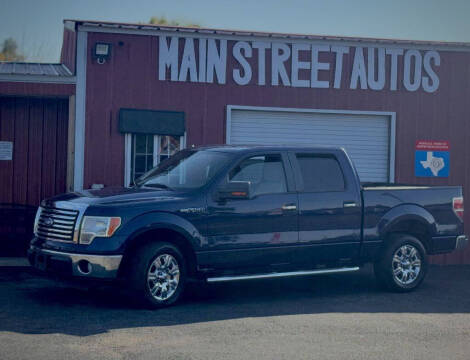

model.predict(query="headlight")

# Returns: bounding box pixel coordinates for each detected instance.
[33,207,42,235]
[79,216,121,245]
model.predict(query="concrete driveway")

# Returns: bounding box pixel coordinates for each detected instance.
[0,265,469,360]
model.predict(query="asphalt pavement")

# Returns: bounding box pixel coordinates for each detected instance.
[0,264,469,360]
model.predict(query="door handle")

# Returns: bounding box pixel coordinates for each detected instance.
[282,204,297,211]
[343,201,358,208]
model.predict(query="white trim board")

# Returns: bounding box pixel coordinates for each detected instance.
[124,133,132,187]
[73,30,87,191]
[226,105,396,183]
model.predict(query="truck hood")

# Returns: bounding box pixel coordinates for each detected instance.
[42,186,186,207]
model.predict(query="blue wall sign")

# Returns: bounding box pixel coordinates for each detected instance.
[415,140,450,178]
[415,151,449,177]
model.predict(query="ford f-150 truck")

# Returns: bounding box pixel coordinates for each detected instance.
[28,146,467,308]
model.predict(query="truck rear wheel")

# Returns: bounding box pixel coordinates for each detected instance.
[374,234,428,292]
[128,242,187,308]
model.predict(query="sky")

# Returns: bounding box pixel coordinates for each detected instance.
[1,0,470,62]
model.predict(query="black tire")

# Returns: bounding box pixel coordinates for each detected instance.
[374,233,428,292]
[127,242,187,308]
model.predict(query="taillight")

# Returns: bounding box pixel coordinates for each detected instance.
[453,197,464,222]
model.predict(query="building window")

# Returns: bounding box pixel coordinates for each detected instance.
[131,134,154,181]
[158,135,181,163]
[126,134,184,186]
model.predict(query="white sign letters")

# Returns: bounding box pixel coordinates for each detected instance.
[158,36,440,93]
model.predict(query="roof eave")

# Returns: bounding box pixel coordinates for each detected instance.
[65,19,470,50]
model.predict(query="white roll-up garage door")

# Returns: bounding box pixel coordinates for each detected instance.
[227,107,393,182]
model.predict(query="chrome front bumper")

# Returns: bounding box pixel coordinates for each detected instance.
[28,246,122,279]
[456,235,469,251]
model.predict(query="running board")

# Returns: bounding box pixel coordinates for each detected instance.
[206,266,360,283]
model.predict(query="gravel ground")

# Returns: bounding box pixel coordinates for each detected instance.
[0,265,469,360]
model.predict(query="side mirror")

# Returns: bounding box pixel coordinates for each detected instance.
[217,181,251,200]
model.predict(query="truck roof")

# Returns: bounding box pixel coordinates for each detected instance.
[197,144,345,153]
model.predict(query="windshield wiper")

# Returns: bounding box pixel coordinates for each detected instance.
[142,183,174,191]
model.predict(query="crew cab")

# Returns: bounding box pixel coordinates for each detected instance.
[28,146,467,308]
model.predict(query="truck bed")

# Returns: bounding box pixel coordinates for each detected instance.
[361,183,464,256]
[362,182,457,189]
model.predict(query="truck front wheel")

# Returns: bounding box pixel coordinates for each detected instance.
[128,242,187,308]
[374,234,428,292]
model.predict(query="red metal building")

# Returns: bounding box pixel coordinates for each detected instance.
[0,63,75,254]
[1,19,469,264]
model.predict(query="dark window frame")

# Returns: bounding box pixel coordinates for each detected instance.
[293,153,347,193]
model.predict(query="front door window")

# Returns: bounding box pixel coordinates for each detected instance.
[229,154,287,197]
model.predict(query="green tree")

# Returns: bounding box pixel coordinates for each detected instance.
[149,16,200,28]
[0,38,25,61]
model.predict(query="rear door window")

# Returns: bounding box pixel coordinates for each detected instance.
[295,154,345,192]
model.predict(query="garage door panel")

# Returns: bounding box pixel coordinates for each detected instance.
[233,129,388,138]
[232,119,389,126]
[229,109,391,182]
[231,115,388,125]
[232,123,389,132]
[233,135,389,146]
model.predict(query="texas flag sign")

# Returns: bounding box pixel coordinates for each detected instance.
[415,141,450,177]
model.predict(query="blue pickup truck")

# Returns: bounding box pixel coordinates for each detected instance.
[28,146,467,308]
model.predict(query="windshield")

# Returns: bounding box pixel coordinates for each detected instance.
[135,150,231,190]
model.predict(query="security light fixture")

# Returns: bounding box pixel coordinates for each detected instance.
[93,42,111,64]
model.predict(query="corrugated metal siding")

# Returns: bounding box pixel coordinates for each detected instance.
[229,110,390,182]
[0,97,68,206]
[0,62,72,77]
[83,32,470,264]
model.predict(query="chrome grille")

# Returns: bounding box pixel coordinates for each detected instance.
[36,206,79,242]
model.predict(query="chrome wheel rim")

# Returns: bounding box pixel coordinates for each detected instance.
[392,244,421,285]
[147,254,180,301]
